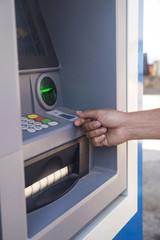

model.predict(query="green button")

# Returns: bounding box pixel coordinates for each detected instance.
[41,119,52,124]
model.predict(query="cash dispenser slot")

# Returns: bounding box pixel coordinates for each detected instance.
[24,137,89,213]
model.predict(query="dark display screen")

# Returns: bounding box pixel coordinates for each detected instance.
[16,0,42,57]
[15,0,59,70]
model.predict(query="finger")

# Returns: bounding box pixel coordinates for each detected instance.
[90,135,106,147]
[82,121,101,132]
[86,127,107,139]
[74,118,92,127]
[74,117,87,127]
[76,110,99,120]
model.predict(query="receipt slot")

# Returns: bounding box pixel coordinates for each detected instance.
[0,0,139,240]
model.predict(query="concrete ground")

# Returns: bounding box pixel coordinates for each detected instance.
[143,153,160,240]
[143,92,160,240]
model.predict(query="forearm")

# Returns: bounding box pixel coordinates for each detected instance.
[125,109,160,140]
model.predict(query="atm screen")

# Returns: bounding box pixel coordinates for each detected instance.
[15,0,59,70]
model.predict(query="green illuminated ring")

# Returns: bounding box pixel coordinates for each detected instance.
[36,74,58,110]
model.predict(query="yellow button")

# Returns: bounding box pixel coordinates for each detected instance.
[28,114,38,119]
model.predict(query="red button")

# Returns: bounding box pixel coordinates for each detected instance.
[35,117,45,121]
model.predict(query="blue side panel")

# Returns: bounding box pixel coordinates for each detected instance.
[113,144,143,240]
[114,0,143,239]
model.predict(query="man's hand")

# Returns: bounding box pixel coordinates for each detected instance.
[74,109,129,146]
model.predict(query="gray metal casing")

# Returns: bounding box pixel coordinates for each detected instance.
[0,0,128,239]
[20,72,62,116]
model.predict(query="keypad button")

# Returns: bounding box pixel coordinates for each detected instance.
[28,119,35,124]
[28,114,38,119]
[27,128,36,133]
[34,126,42,131]
[48,121,58,126]
[35,117,45,121]
[41,124,49,129]
[35,122,42,126]
[21,117,28,121]
[41,119,52,124]
[28,124,35,128]
[22,125,28,130]
[21,121,28,126]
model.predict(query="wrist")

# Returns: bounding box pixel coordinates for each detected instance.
[119,112,133,142]
[124,109,160,141]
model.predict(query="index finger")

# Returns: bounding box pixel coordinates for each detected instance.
[76,110,99,120]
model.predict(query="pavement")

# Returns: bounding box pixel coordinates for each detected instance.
[143,155,160,240]
[143,91,160,240]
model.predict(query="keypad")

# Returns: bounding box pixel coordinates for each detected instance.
[21,114,59,133]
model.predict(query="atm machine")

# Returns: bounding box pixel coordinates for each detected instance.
[0,0,139,240]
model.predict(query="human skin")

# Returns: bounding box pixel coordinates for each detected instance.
[74,108,160,147]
